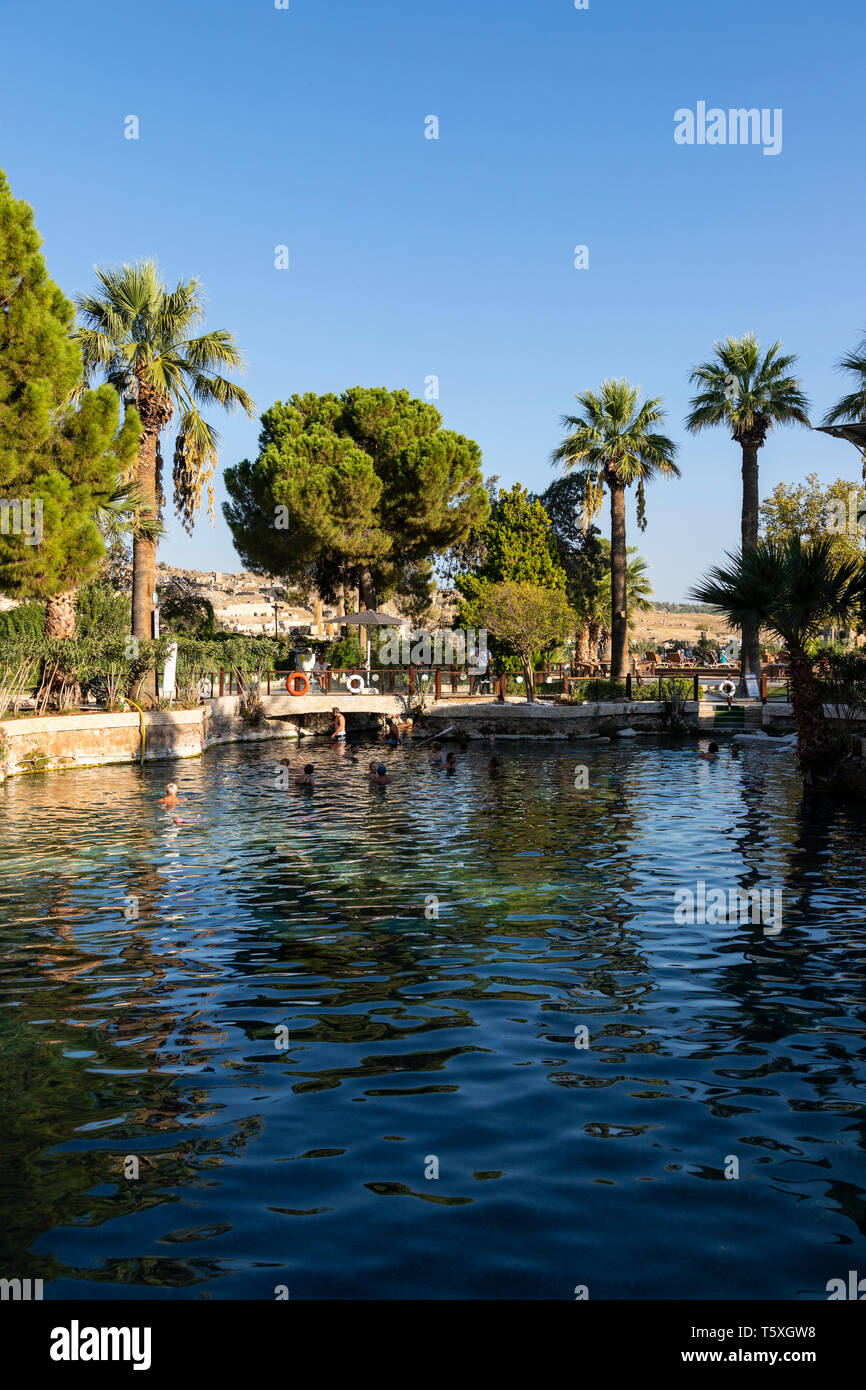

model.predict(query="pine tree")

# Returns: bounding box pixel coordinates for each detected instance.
[223,388,487,609]
[0,169,138,630]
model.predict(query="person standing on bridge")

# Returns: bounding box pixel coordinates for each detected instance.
[331,708,346,741]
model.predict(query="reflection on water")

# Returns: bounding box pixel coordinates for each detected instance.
[1,737,865,1299]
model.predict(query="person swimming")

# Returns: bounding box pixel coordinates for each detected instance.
[371,763,392,785]
[158,782,181,806]
[428,742,444,767]
[446,752,457,774]
[347,744,361,761]
[489,755,501,775]
[295,764,315,786]
[699,742,719,761]
[331,708,346,741]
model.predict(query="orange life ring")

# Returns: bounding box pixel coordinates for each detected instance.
[286,671,310,696]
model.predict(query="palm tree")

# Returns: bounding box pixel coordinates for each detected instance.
[691,536,866,783]
[824,326,866,453]
[685,334,810,691]
[44,478,164,639]
[553,379,678,679]
[75,261,255,640]
[623,547,654,622]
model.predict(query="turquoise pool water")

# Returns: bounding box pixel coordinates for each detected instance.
[1,736,864,1299]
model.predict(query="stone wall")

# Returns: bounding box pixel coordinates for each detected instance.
[0,696,711,782]
[0,709,207,778]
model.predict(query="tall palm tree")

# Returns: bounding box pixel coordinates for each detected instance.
[685,334,810,691]
[553,379,678,679]
[75,261,255,640]
[44,478,164,639]
[691,536,866,784]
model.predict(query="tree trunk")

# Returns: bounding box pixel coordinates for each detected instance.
[359,566,377,612]
[313,593,323,635]
[336,576,346,639]
[45,590,78,639]
[575,622,590,663]
[522,659,536,703]
[609,480,628,680]
[738,438,762,692]
[132,427,159,642]
[587,618,602,660]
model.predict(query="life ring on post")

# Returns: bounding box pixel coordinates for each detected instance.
[720,680,736,698]
[346,674,365,695]
[286,671,310,696]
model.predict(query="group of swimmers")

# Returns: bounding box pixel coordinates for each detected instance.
[273,738,501,790]
[157,729,729,812]
[699,741,739,762]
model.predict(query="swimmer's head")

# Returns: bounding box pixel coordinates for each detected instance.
[304,764,315,775]
[431,743,441,752]
[377,764,386,776]
[166,783,178,795]
[708,742,719,754]
[332,707,340,714]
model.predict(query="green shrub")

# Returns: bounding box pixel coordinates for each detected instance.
[325,636,363,668]
[563,676,702,703]
[0,602,46,641]
[75,584,130,640]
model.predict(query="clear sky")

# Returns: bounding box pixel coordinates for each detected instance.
[2,0,864,599]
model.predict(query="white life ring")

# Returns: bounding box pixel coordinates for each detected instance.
[720,680,736,697]
[346,674,365,695]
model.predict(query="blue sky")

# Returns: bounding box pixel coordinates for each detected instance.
[3,0,864,599]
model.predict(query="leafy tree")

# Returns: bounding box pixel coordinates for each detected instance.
[536,474,607,662]
[224,404,385,615]
[761,472,865,559]
[692,536,866,784]
[685,334,810,687]
[438,474,500,588]
[471,483,565,587]
[824,326,866,429]
[75,259,255,639]
[553,379,678,679]
[760,472,866,631]
[224,388,487,612]
[0,169,139,632]
[159,576,217,638]
[460,580,575,701]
